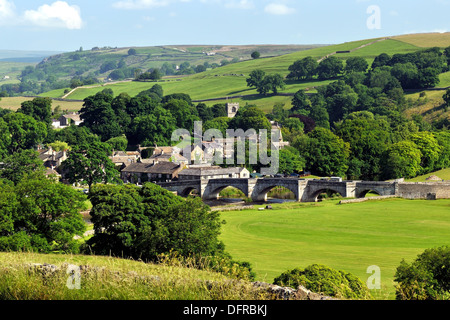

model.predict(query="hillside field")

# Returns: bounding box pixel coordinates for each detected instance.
[42,38,422,107]
[219,198,450,300]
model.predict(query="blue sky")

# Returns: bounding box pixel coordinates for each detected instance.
[0,0,449,52]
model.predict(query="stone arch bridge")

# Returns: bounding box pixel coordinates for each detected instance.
[157,178,450,202]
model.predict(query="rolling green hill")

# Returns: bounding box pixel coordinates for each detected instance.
[42,37,424,111]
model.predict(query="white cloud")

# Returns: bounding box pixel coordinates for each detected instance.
[264,3,295,15]
[0,0,15,20]
[113,0,171,9]
[23,1,83,29]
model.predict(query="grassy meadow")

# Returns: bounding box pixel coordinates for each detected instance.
[218,198,450,300]
[405,168,450,182]
[0,96,83,112]
[45,38,421,106]
[0,251,267,300]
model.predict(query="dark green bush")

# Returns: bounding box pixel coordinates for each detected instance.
[273,264,372,299]
[394,246,450,300]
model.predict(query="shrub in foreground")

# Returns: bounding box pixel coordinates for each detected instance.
[394,246,450,300]
[273,264,372,299]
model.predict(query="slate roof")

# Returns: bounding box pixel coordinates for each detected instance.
[122,162,181,174]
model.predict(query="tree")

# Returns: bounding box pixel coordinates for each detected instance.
[163,99,200,131]
[80,90,121,141]
[0,175,86,253]
[0,149,45,185]
[394,246,450,300]
[317,56,344,80]
[18,97,53,126]
[106,135,128,151]
[128,106,177,146]
[63,138,121,191]
[273,264,371,299]
[229,107,271,132]
[196,103,214,122]
[203,117,231,137]
[149,68,162,80]
[277,147,305,174]
[211,104,228,118]
[2,112,47,153]
[371,53,391,70]
[381,140,422,180]
[287,57,318,81]
[409,132,442,173]
[48,140,71,152]
[263,74,286,95]
[0,118,11,160]
[86,183,225,261]
[251,51,260,59]
[345,57,369,74]
[334,114,390,180]
[291,90,312,115]
[296,127,350,177]
[246,70,266,89]
[443,88,450,112]
[128,48,137,55]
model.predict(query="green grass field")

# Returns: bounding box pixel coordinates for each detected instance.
[52,37,420,105]
[0,96,83,112]
[219,198,450,300]
[406,168,450,182]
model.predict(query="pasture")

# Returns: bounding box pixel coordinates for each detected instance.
[219,198,450,299]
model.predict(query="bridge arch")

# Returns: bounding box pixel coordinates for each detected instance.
[356,189,382,198]
[179,186,200,197]
[204,184,249,200]
[251,181,300,202]
[308,188,345,202]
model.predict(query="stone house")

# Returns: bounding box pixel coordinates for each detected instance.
[178,166,250,181]
[121,161,184,184]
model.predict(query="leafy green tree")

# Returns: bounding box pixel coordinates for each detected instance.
[418,67,440,88]
[54,125,98,148]
[149,68,162,80]
[48,140,71,152]
[259,74,285,95]
[394,246,450,300]
[203,117,232,137]
[63,138,121,191]
[277,147,305,174]
[345,57,368,74]
[80,90,121,141]
[295,127,350,177]
[106,135,128,151]
[246,69,266,90]
[291,90,312,115]
[196,103,214,122]
[86,183,225,261]
[2,112,47,153]
[251,51,260,59]
[273,264,371,299]
[211,104,228,118]
[0,118,11,160]
[409,132,442,173]
[163,99,200,131]
[443,88,450,112]
[318,56,344,80]
[287,57,318,80]
[390,63,419,89]
[0,149,45,185]
[229,107,271,132]
[381,140,422,179]
[371,53,391,70]
[0,175,86,253]
[128,48,137,55]
[335,114,390,180]
[18,97,53,126]
[128,106,177,146]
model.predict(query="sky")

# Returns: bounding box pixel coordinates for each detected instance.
[0,0,449,52]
